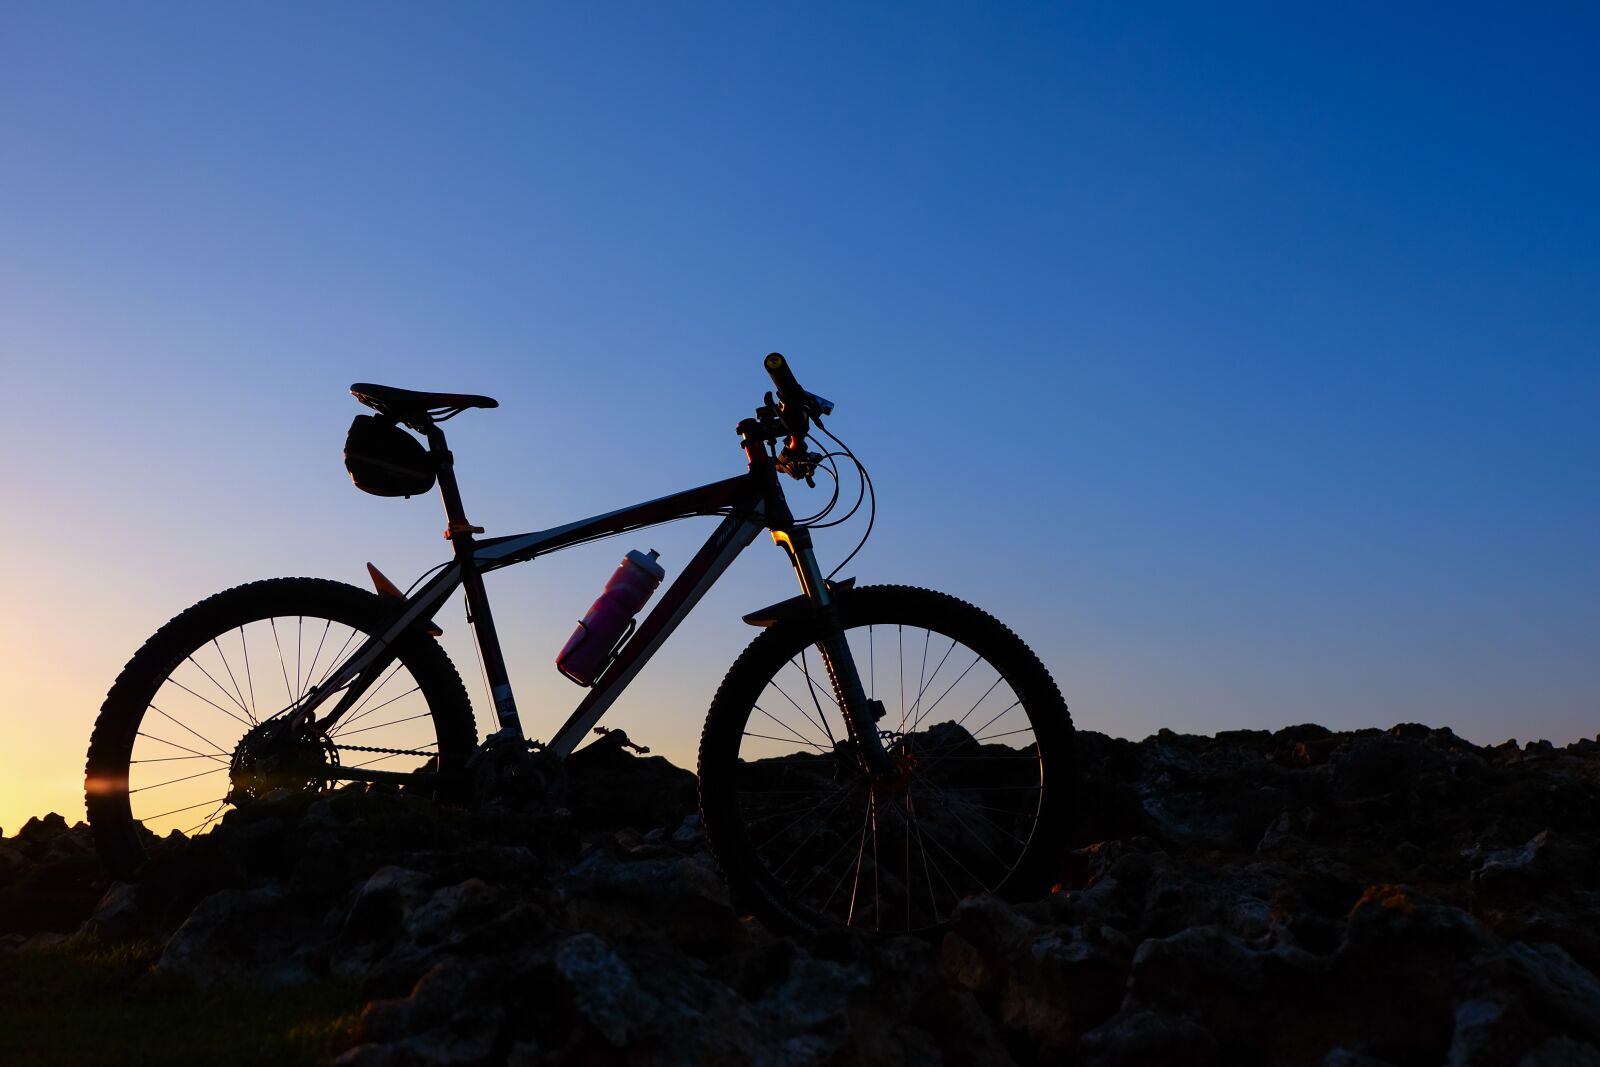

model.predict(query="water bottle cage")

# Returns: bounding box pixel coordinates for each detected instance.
[555,615,639,687]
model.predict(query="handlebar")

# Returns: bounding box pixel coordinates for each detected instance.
[764,352,810,444]
[761,352,835,482]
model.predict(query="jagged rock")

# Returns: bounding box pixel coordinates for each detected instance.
[4,725,1598,1064]
[556,844,747,955]
[157,884,323,986]
[565,729,698,832]
[76,880,151,942]
[0,815,102,934]
[943,894,1133,1058]
[1078,1008,1220,1066]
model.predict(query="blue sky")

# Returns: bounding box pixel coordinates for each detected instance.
[1,3,1596,830]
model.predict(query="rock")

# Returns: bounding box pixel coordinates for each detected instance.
[565,734,698,832]
[556,846,746,955]
[1078,1008,1220,1066]
[554,932,654,1044]
[157,885,322,986]
[77,881,151,942]
[5,720,1599,1065]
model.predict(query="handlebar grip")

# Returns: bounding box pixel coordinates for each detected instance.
[763,351,811,449]
[764,352,804,406]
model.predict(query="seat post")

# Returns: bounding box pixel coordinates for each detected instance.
[423,425,477,538]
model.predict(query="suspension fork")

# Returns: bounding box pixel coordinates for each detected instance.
[738,415,891,777]
[772,525,894,777]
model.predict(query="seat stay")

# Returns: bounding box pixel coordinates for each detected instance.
[304,562,465,734]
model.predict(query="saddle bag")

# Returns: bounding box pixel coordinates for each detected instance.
[343,415,436,497]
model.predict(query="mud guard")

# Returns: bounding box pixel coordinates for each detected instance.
[740,578,855,627]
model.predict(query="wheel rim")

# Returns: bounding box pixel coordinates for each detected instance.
[731,621,1047,933]
[96,613,447,838]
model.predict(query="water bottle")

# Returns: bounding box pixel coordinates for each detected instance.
[555,549,666,686]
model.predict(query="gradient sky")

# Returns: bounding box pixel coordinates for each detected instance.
[2,3,1596,835]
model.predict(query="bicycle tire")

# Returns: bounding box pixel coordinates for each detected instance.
[697,584,1074,935]
[85,577,478,879]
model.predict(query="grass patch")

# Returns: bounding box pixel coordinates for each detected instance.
[0,939,361,1067]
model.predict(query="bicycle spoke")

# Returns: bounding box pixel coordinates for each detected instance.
[269,617,295,707]
[750,782,854,852]
[916,820,995,894]
[183,797,232,836]
[134,734,230,763]
[799,812,870,901]
[912,778,1031,852]
[907,791,964,916]
[974,726,1035,743]
[166,676,253,730]
[965,693,1021,739]
[207,639,255,724]
[901,629,931,735]
[184,652,252,720]
[239,626,257,718]
[132,753,225,764]
[311,627,361,691]
[750,708,828,751]
[768,785,862,878]
[300,617,334,702]
[833,798,875,921]
[335,710,430,738]
[797,648,839,745]
[128,766,228,795]
[329,664,406,733]
[739,793,855,826]
[907,637,959,733]
[910,651,983,733]
[742,727,828,751]
[147,705,231,756]
[143,795,232,823]
[331,684,422,736]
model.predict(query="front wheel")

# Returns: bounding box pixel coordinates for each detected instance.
[697,585,1074,935]
[85,578,479,879]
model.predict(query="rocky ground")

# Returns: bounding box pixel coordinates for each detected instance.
[3,724,1598,1066]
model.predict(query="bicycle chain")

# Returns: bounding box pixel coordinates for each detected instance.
[332,742,437,757]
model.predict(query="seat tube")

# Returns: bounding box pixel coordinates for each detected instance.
[429,426,523,739]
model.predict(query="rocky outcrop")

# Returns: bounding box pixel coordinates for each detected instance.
[2,723,1596,1065]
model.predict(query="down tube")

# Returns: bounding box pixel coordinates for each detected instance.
[547,509,766,756]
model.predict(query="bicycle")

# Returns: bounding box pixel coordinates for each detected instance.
[85,353,1075,934]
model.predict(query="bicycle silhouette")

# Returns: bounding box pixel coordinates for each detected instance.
[86,353,1074,933]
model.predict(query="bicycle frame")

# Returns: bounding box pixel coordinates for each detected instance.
[296,416,868,784]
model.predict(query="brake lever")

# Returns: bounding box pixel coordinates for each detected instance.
[775,444,825,486]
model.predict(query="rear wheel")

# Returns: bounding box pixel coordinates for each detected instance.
[697,585,1074,935]
[85,578,478,879]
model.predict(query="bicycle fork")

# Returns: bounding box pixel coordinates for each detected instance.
[772,526,894,778]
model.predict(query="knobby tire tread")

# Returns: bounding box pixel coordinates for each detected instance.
[696,584,1075,936]
[85,577,477,879]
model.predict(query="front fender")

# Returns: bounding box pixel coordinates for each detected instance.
[740,578,855,627]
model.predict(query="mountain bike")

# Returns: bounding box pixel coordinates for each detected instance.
[85,354,1075,934]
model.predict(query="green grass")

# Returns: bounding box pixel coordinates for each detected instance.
[0,939,362,1067]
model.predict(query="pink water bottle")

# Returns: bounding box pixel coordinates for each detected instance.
[555,549,666,686]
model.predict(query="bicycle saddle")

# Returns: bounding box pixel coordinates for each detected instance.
[350,383,499,422]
